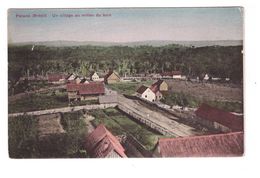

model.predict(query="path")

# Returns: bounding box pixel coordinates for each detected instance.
[8,103,117,118]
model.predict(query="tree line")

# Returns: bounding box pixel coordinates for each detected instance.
[8,44,243,84]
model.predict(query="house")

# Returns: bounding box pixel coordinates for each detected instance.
[104,71,120,84]
[150,79,168,91]
[47,73,66,84]
[195,104,243,132]
[66,82,105,102]
[66,73,77,81]
[154,132,243,157]
[161,71,182,79]
[79,78,89,84]
[74,76,82,84]
[85,124,127,158]
[78,82,105,101]
[204,74,209,80]
[136,85,156,102]
[90,72,100,81]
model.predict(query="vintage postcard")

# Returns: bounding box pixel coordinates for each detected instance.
[8,7,243,158]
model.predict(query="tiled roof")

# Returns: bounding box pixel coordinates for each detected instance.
[157,132,244,157]
[150,80,164,93]
[136,85,148,94]
[85,124,127,158]
[78,82,105,95]
[195,104,243,131]
[47,73,66,82]
[66,82,104,95]
[66,84,79,92]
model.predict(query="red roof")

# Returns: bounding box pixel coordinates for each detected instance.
[66,83,80,92]
[85,124,127,158]
[195,104,243,132]
[150,80,164,93]
[47,73,66,82]
[157,132,244,157]
[66,82,105,95]
[136,85,148,94]
[78,82,104,95]
[161,71,182,76]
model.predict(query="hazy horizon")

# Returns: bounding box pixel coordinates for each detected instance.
[8,8,243,43]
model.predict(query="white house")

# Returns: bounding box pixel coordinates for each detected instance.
[204,74,209,80]
[90,72,100,81]
[136,85,156,102]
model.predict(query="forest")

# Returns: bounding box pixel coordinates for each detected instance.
[8,44,243,84]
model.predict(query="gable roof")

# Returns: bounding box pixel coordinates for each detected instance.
[157,132,243,157]
[150,80,165,93]
[79,78,89,84]
[78,82,105,95]
[90,71,98,77]
[104,71,120,80]
[136,85,149,94]
[85,124,127,158]
[47,73,66,82]
[195,104,243,132]
[66,82,105,95]
[66,83,80,92]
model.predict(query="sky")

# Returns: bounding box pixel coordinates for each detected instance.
[8,7,243,43]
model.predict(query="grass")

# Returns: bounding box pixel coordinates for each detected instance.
[161,91,243,113]
[8,115,39,158]
[8,111,88,158]
[8,91,68,113]
[89,108,161,150]
[108,80,154,95]
[8,90,99,113]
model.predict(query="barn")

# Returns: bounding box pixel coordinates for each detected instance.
[195,103,243,132]
[154,132,244,157]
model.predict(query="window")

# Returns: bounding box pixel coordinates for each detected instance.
[145,95,147,98]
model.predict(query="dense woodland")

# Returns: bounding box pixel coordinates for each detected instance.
[8,44,243,84]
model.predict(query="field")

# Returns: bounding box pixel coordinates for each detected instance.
[88,107,162,150]
[107,80,154,95]
[8,90,98,113]
[167,80,243,102]
[161,80,243,113]
[8,111,88,158]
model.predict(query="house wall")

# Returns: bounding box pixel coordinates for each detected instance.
[107,73,120,84]
[195,116,231,132]
[159,82,168,91]
[75,78,81,84]
[80,95,99,101]
[68,91,79,100]
[141,88,156,102]
[155,91,163,101]
[91,73,100,81]
[172,75,182,79]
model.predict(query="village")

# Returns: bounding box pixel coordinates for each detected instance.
[8,70,244,158]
